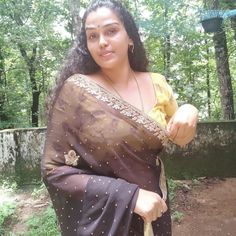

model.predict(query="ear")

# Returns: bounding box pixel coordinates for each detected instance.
[128,38,133,46]
[128,40,134,53]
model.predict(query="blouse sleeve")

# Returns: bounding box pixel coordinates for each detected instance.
[151,73,178,124]
[161,77,178,120]
[41,76,139,236]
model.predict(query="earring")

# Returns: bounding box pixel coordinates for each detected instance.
[129,43,134,53]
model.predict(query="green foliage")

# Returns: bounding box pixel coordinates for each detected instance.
[0,178,18,192]
[0,0,71,129]
[0,178,18,234]
[0,0,235,128]
[172,210,184,223]
[137,0,235,120]
[192,178,201,186]
[0,202,16,235]
[167,178,184,223]
[31,182,46,199]
[168,178,179,202]
[25,206,60,236]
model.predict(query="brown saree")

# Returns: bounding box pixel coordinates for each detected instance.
[41,74,172,236]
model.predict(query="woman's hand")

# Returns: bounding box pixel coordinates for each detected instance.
[134,188,168,223]
[167,104,198,147]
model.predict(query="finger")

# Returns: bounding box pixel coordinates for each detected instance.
[168,124,179,141]
[145,219,153,224]
[161,200,168,213]
[143,209,157,223]
[145,214,155,223]
[174,128,196,146]
[153,210,159,220]
[173,124,187,139]
[155,202,166,219]
[166,116,174,134]
[152,205,162,220]
[157,208,164,218]
[172,121,196,142]
[142,216,149,223]
[157,211,162,218]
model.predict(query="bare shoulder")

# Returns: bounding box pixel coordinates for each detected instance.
[135,71,163,80]
[134,71,164,84]
[135,71,149,78]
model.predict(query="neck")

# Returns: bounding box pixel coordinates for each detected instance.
[101,66,132,89]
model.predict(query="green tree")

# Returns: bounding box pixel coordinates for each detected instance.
[210,0,235,119]
[0,0,70,127]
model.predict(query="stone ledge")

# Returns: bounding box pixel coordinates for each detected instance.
[0,121,236,182]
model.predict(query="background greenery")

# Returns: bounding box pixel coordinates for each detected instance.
[0,0,235,129]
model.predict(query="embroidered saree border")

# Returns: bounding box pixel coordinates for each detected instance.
[68,74,169,146]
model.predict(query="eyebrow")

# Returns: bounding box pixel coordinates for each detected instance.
[85,22,119,30]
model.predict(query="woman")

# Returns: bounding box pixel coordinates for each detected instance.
[41,0,198,235]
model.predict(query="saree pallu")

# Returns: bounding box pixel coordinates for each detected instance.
[41,74,172,236]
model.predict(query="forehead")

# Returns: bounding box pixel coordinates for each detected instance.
[85,7,122,27]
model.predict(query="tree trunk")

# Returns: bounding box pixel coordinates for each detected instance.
[205,38,211,118]
[31,90,40,127]
[18,44,40,127]
[163,3,171,80]
[213,30,234,119]
[68,0,81,39]
[211,0,234,120]
[0,46,8,123]
[0,48,5,119]
[203,0,211,118]
[8,1,43,127]
[164,34,171,80]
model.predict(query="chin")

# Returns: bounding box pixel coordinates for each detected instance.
[99,59,128,70]
[97,61,118,69]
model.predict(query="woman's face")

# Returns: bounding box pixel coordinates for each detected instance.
[85,7,132,70]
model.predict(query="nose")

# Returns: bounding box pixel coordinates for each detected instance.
[99,34,108,48]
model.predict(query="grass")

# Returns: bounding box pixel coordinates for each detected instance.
[168,178,185,224]
[0,179,18,235]
[22,182,60,236]
[168,178,179,202]
[0,200,17,235]
[24,206,60,236]
[172,210,184,223]
[0,202,16,234]
[0,179,59,236]
[31,182,47,198]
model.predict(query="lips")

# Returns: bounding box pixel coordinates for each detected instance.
[99,51,113,57]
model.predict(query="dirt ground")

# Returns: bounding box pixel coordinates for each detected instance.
[1,177,236,235]
[172,178,236,236]
[0,185,50,235]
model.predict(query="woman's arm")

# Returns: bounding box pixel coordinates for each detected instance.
[166,104,198,146]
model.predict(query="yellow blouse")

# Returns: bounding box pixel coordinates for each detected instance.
[148,73,178,128]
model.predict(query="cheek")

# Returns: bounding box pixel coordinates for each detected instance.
[87,44,96,56]
[117,38,129,52]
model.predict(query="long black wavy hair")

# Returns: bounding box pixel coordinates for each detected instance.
[47,0,148,117]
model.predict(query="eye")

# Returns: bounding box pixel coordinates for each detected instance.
[106,27,118,36]
[87,32,98,41]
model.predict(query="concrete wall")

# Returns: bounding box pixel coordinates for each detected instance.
[163,121,236,178]
[0,128,45,183]
[0,121,235,183]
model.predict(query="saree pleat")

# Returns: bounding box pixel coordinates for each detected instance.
[41,74,172,236]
